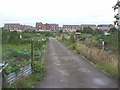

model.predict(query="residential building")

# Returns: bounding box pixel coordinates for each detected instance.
[23,25,35,31]
[48,24,59,30]
[63,25,80,31]
[44,23,51,30]
[97,24,115,32]
[4,23,20,30]
[80,24,97,30]
[36,22,59,30]
[36,22,45,30]
[4,23,34,31]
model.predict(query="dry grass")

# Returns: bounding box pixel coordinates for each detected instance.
[75,43,118,78]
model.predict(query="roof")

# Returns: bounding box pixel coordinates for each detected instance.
[48,24,58,26]
[36,22,43,24]
[4,23,20,25]
[63,25,80,28]
[97,24,114,27]
[81,24,96,26]
[63,25,80,26]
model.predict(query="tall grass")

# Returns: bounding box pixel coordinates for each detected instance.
[75,43,118,78]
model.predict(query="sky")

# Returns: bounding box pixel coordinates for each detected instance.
[0,0,117,27]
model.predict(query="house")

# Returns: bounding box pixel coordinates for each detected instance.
[63,25,80,31]
[36,22,45,30]
[80,24,97,30]
[4,23,34,32]
[36,22,59,31]
[23,25,35,31]
[4,23,20,31]
[47,24,59,30]
[97,24,115,32]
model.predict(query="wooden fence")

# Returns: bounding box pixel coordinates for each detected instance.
[6,64,31,85]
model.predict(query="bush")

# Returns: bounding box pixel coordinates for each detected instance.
[2,31,21,44]
[5,59,31,75]
[104,31,118,53]
[82,27,93,34]
[108,28,118,33]
[7,49,31,60]
[93,29,104,35]
[33,61,46,76]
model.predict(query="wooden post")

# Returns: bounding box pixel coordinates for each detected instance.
[2,63,8,88]
[2,69,7,88]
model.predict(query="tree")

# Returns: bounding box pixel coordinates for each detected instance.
[76,30,81,32]
[113,0,120,27]
[82,27,93,34]
[59,30,63,33]
[108,28,118,33]
[93,29,104,35]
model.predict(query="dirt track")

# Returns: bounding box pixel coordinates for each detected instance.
[34,37,118,88]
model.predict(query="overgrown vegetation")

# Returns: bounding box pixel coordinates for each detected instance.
[2,30,52,88]
[56,28,118,78]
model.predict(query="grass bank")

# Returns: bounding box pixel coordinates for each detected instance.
[57,36,118,79]
[75,43,118,78]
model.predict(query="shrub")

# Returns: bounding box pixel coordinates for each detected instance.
[82,27,93,34]
[33,61,46,76]
[93,29,104,35]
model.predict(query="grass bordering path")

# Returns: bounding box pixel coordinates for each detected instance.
[57,38,118,79]
[75,43,118,78]
[23,41,49,88]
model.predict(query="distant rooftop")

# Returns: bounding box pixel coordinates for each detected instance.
[81,24,96,26]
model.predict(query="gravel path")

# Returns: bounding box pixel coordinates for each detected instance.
[34,37,118,88]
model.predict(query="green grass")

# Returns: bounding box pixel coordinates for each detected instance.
[16,73,42,88]
[96,62,118,78]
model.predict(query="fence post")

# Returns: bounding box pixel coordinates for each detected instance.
[2,69,7,88]
[2,63,8,88]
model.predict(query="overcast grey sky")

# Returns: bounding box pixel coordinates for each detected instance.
[0,0,117,27]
